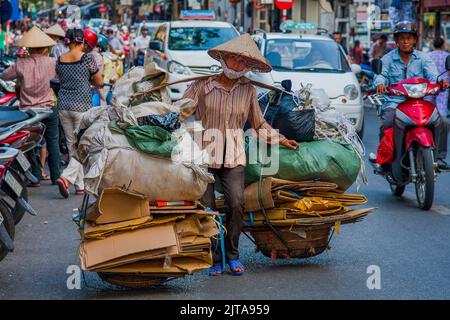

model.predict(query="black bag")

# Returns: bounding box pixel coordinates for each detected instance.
[273,109,315,142]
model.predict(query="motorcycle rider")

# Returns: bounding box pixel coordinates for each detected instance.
[132,26,150,66]
[374,21,450,171]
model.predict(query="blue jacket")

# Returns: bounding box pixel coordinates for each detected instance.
[373,48,438,109]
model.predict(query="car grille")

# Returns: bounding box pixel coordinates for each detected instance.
[190,66,222,75]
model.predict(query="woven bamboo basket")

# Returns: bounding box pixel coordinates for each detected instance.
[97,273,173,289]
[249,224,333,259]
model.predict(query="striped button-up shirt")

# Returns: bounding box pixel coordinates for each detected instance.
[1,54,56,108]
[180,76,286,169]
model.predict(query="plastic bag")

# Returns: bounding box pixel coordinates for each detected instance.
[137,112,181,131]
[274,109,315,142]
[376,128,394,165]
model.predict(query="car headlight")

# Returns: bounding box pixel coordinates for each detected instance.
[344,84,359,100]
[402,83,427,98]
[168,61,192,75]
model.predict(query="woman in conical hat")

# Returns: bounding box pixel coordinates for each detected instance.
[1,26,61,186]
[179,33,299,276]
[44,24,68,58]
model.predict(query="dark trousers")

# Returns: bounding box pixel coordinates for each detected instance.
[201,166,245,264]
[380,107,449,160]
[29,108,60,184]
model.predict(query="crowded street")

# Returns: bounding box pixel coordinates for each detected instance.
[0,107,450,299]
[1,0,450,304]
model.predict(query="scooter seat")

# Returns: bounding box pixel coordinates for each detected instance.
[0,110,30,127]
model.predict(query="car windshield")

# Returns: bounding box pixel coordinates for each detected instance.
[264,39,351,73]
[168,27,238,50]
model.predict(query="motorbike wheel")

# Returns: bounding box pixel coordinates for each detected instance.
[3,169,29,225]
[390,184,405,197]
[414,146,435,210]
[0,201,15,262]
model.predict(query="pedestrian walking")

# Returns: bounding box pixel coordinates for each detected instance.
[180,34,298,276]
[369,34,388,61]
[0,26,61,186]
[55,28,103,198]
[429,37,450,117]
[350,40,364,65]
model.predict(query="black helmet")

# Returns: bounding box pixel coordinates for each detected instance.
[393,21,418,38]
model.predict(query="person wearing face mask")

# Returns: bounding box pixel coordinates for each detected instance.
[180,34,299,276]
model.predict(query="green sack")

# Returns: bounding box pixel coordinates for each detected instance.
[109,121,176,158]
[245,138,360,191]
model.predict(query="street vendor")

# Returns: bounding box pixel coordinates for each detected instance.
[179,34,299,276]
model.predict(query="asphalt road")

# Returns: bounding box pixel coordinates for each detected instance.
[1,106,450,300]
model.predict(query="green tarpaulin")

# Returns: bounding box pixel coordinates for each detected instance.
[245,138,360,191]
[109,121,176,158]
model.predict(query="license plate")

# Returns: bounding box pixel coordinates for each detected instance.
[4,171,23,197]
[16,151,31,172]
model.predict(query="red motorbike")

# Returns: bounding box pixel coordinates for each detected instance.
[370,57,450,210]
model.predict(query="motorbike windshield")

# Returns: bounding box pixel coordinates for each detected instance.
[264,39,351,73]
[168,27,238,51]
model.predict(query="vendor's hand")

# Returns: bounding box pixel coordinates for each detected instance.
[440,80,449,90]
[376,84,389,94]
[281,139,299,150]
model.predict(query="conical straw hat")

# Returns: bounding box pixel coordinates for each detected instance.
[15,26,56,48]
[208,33,272,73]
[44,24,66,38]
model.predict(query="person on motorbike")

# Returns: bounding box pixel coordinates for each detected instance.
[374,21,450,171]
[132,26,150,66]
[105,27,123,57]
[97,34,119,104]
[44,24,68,58]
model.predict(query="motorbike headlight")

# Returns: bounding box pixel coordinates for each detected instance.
[402,83,427,98]
[168,61,192,75]
[344,84,359,100]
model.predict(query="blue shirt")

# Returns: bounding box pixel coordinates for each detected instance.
[373,48,438,109]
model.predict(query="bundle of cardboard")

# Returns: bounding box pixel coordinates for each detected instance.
[237,177,375,227]
[79,188,219,277]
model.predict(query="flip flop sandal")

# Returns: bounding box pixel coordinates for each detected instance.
[75,189,84,196]
[56,177,69,199]
[228,260,245,276]
[208,265,223,276]
[41,174,51,181]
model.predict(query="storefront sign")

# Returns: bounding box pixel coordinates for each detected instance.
[180,10,216,20]
[280,20,316,31]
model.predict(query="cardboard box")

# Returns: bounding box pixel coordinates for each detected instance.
[86,188,150,225]
[98,252,213,275]
[80,222,178,270]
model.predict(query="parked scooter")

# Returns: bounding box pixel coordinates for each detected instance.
[369,56,450,210]
[0,79,18,106]
[0,148,18,262]
[0,108,52,224]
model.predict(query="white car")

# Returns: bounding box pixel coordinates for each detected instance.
[250,32,365,136]
[147,20,240,100]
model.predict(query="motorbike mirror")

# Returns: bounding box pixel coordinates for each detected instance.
[149,40,163,52]
[371,59,382,75]
[446,55,450,71]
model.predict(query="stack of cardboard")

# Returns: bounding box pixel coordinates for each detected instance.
[234,177,375,227]
[216,177,375,259]
[79,188,219,277]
